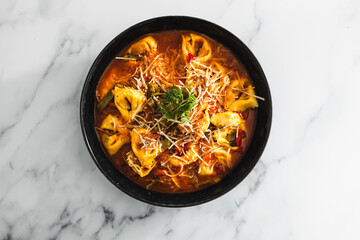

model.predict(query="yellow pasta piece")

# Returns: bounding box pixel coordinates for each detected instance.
[101,133,130,156]
[130,128,162,176]
[199,110,210,134]
[182,33,212,64]
[213,148,232,167]
[124,151,155,177]
[212,123,245,150]
[113,87,146,122]
[224,78,258,112]
[100,114,130,155]
[169,144,200,167]
[126,36,157,55]
[210,111,243,128]
[199,147,231,175]
[199,162,214,175]
[100,114,120,131]
[179,101,210,134]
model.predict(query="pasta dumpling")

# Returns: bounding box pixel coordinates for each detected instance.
[100,114,121,131]
[199,147,230,175]
[213,148,232,167]
[125,151,155,177]
[210,61,228,74]
[126,36,157,55]
[224,78,258,112]
[100,114,130,155]
[130,128,162,176]
[169,144,200,167]
[182,33,212,64]
[199,161,214,175]
[198,110,210,134]
[212,123,245,150]
[113,87,146,122]
[178,105,210,138]
[210,111,243,128]
[101,134,129,156]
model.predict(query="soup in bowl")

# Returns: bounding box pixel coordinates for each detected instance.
[80,16,271,206]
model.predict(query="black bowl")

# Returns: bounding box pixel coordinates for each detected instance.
[80,16,272,207]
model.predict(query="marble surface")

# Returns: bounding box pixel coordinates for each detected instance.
[1,0,360,239]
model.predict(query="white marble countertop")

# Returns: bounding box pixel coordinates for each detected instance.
[1,0,360,239]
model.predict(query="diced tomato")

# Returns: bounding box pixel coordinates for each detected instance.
[238,112,244,119]
[176,146,184,156]
[186,53,194,63]
[236,129,242,147]
[154,169,166,176]
[151,134,160,139]
[203,155,212,164]
[214,163,226,175]
[209,104,220,115]
[184,142,192,150]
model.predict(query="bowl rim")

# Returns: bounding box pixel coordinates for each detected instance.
[80,15,272,207]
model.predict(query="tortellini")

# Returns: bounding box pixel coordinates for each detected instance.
[224,78,258,112]
[130,128,163,177]
[212,128,235,148]
[212,123,245,150]
[100,114,130,155]
[100,114,120,131]
[126,36,157,55]
[125,151,154,177]
[101,134,128,156]
[199,147,231,175]
[198,110,210,134]
[213,62,227,72]
[178,104,210,137]
[169,144,200,167]
[199,161,214,175]
[182,33,212,64]
[210,111,243,128]
[213,148,232,167]
[113,87,146,122]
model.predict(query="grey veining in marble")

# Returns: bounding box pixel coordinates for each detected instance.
[1,0,360,239]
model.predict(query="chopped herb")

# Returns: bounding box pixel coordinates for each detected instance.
[146,97,156,108]
[97,90,114,112]
[160,137,171,149]
[157,85,198,126]
[115,55,143,61]
[146,83,161,98]
[226,131,237,146]
[146,181,155,189]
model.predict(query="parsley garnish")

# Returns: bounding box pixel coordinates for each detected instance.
[158,85,198,126]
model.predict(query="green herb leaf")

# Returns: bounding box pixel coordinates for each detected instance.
[115,55,143,61]
[97,90,114,112]
[157,85,198,126]
[160,137,171,149]
[226,131,236,143]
